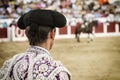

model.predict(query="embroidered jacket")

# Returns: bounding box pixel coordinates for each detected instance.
[0,46,71,80]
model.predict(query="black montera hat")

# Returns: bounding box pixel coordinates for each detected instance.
[17,9,67,30]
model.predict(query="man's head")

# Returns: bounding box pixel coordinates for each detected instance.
[17,9,66,50]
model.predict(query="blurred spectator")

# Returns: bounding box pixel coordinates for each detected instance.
[24,6,32,13]
[16,4,23,15]
[0,22,8,28]
[115,12,120,22]
[9,20,17,27]
[10,10,19,18]
[0,0,119,23]
[101,10,107,17]
[2,22,8,28]
[107,11,115,22]
[94,9,102,18]
[84,10,95,22]
[115,6,120,13]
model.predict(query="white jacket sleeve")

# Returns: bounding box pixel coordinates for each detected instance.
[0,59,12,79]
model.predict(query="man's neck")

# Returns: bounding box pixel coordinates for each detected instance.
[36,41,50,51]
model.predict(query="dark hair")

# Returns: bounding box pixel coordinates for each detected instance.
[25,23,54,45]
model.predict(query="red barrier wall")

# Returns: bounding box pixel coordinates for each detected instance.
[0,28,7,38]
[59,26,67,34]
[71,26,76,34]
[107,22,115,32]
[119,23,120,32]
[95,23,104,33]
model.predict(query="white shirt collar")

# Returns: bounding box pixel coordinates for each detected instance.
[27,46,50,55]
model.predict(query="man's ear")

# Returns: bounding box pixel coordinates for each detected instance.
[50,29,56,39]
